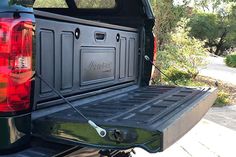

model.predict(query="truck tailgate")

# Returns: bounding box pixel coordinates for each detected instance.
[33,86,217,153]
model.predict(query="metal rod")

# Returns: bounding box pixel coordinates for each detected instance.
[144,55,178,86]
[36,73,107,137]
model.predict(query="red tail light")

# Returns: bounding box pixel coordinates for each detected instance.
[150,33,158,82]
[0,18,33,113]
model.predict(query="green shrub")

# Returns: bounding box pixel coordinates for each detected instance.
[157,18,207,79]
[214,90,230,107]
[164,67,191,82]
[225,54,236,67]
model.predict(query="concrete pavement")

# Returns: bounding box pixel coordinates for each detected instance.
[133,119,236,157]
[199,56,236,85]
[205,106,236,131]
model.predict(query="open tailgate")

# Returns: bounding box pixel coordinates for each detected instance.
[33,86,217,153]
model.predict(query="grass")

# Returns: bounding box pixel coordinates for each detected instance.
[225,54,236,68]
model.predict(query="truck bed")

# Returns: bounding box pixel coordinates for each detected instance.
[33,86,217,153]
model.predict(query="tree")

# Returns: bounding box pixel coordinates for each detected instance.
[158,19,207,78]
[150,0,189,50]
[188,2,236,55]
[188,12,224,55]
[194,0,223,13]
[193,0,235,13]
[225,5,236,49]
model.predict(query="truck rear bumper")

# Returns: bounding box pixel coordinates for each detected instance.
[0,113,31,153]
[33,86,217,153]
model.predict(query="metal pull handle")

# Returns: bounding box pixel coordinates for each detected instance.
[95,32,106,41]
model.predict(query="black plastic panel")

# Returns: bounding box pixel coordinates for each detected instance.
[40,31,54,94]
[35,17,139,106]
[119,37,126,79]
[33,86,217,153]
[128,38,135,77]
[81,48,115,86]
[74,86,204,126]
[61,33,74,90]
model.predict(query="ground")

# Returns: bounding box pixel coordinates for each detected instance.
[199,55,236,85]
[205,106,236,131]
[133,106,236,157]
[133,56,236,157]
[133,117,236,157]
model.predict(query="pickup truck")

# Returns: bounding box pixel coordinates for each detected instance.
[0,0,217,156]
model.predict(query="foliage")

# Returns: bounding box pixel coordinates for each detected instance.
[215,90,230,107]
[75,0,115,8]
[162,68,207,86]
[33,0,68,8]
[193,0,231,13]
[188,13,218,42]
[225,54,236,67]
[225,5,236,48]
[188,2,236,56]
[34,0,115,8]
[158,19,207,78]
[193,0,236,12]
[150,0,188,50]
[9,0,34,7]
[163,67,191,83]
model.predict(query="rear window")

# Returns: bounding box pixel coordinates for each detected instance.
[33,0,68,8]
[75,0,116,9]
[33,0,116,9]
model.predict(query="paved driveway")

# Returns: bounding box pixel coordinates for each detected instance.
[133,118,236,157]
[205,106,236,131]
[199,56,236,85]
[133,105,236,157]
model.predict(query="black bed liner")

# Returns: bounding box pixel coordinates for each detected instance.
[34,10,139,109]
[33,86,217,153]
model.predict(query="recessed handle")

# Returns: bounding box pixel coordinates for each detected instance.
[95,32,106,41]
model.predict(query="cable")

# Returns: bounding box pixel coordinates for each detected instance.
[36,55,175,137]
[144,55,178,86]
[36,73,107,138]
